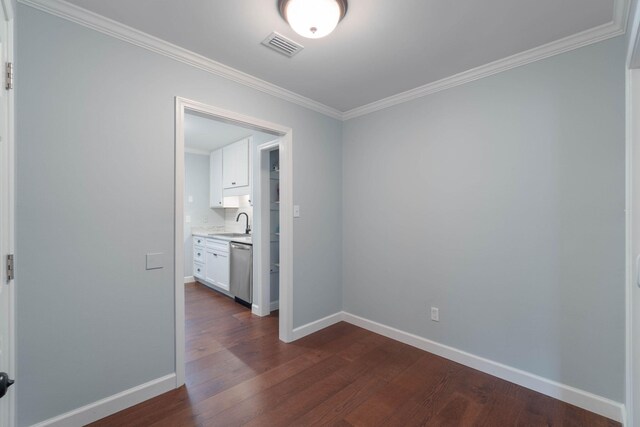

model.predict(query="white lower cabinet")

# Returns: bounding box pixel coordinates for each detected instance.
[193,262,205,279]
[193,240,205,280]
[193,246,205,264]
[205,249,229,291]
[194,236,230,292]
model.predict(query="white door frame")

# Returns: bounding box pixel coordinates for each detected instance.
[252,139,280,318]
[174,97,294,387]
[0,0,15,425]
[628,4,640,422]
[628,67,640,427]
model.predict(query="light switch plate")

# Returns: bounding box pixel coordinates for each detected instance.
[293,205,300,218]
[146,253,165,270]
[188,195,193,203]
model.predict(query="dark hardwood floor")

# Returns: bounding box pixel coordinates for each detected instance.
[89,282,620,426]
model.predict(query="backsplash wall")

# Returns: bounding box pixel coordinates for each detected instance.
[224,200,253,234]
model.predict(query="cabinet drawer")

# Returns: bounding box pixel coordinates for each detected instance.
[206,238,229,253]
[193,262,205,279]
[193,247,205,263]
[193,236,206,247]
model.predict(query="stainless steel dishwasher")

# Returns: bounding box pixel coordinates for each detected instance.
[230,242,253,308]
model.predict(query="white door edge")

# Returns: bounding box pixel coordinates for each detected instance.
[0,0,15,425]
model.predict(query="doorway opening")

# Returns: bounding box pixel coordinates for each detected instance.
[174,97,294,388]
[253,141,281,318]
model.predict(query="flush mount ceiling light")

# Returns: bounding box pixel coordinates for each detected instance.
[278,0,348,39]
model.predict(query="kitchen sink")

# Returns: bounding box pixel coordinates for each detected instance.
[208,233,250,238]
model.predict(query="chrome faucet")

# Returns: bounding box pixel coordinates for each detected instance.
[236,212,251,234]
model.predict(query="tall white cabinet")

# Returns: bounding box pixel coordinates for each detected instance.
[209,148,223,208]
[209,137,252,208]
[223,138,249,189]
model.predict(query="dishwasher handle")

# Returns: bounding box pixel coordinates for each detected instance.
[231,243,251,250]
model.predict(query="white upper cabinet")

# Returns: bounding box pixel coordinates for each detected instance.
[208,137,252,207]
[209,148,223,209]
[223,138,249,189]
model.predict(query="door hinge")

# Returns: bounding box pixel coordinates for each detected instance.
[5,62,12,90]
[6,254,13,282]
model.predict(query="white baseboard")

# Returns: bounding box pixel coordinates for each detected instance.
[251,301,280,317]
[291,311,343,341]
[341,312,625,423]
[183,276,194,284]
[30,373,176,427]
[251,303,261,316]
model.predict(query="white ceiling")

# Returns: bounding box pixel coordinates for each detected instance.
[185,111,276,152]
[64,0,618,112]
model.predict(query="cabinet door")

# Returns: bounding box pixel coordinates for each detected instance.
[213,252,230,291]
[223,139,249,189]
[209,149,223,208]
[205,250,217,285]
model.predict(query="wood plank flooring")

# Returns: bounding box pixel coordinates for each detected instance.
[89,282,620,427]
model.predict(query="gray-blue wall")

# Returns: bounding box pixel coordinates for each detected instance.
[342,36,626,401]
[16,4,342,425]
[15,1,627,424]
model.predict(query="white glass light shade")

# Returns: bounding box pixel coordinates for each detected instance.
[284,0,342,39]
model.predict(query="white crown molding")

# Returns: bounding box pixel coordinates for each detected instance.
[343,0,630,120]
[19,0,629,121]
[2,0,13,21]
[17,0,344,120]
[627,0,640,67]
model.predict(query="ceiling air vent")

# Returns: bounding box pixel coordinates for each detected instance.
[261,32,303,57]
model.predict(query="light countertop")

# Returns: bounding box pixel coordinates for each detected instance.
[192,231,252,245]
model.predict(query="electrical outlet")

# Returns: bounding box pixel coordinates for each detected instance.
[188,195,193,203]
[431,307,439,322]
[185,215,191,223]
[203,216,208,223]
